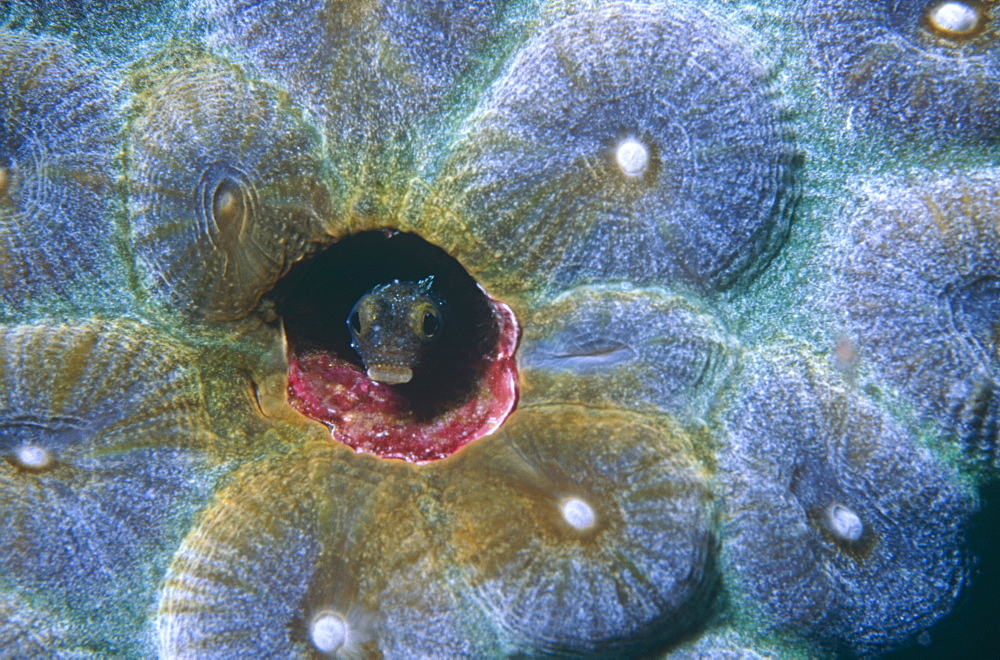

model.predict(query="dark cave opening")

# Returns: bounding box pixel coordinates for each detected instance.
[273,230,519,463]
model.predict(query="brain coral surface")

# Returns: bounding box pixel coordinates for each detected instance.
[0,0,998,657]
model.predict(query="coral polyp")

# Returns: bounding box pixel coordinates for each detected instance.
[438,405,716,656]
[433,2,793,294]
[828,170,1000,467]
[0,0,998,657]
[0,32,118,312]
[128,60,333,321]
[519,284,735,421]
[0,320,214,651]
[158,444,470,658]
[719,348,973,653]
[805,0,1000,136]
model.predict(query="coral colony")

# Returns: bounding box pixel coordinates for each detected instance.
[1,0,998,657]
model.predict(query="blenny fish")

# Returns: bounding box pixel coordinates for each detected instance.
[348,276,445,385]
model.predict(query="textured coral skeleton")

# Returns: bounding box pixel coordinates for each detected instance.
[1,0,998,657]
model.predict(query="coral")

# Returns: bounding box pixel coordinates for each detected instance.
[0,592,79,656]
[192,0,504,224]
[828,170,1000,467]
[378,0,499,104]
[0,1,177,59]
[128,59,334,320]
[438,405,716,656]
[429,2,793,295]
[190,0,369,116]
[194,0,497,120]
[0,320,214,649]
[719,347,974,654]
[805,0,1000,136]
[158,449,339,657]
[668,627,786,659]
[519,284,736,421]
[158,443,471,658]
[0,0,996,657]
[0,32,119,312]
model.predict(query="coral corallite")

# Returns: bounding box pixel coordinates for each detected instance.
[1,0,999,657]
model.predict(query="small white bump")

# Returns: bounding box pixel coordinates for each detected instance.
[928,2,981,35]
[560,497,596,530]
[615,138,649,177]
[14,445,53,471]
[826,503,864,542]
[310,610,348,654]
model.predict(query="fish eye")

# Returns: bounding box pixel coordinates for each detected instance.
[348,296,378,337]
[423,310,440,337]
[411,301,442,340]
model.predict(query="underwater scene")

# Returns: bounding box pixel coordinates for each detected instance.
[1,0,999,657]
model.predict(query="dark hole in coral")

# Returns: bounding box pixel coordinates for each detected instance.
[348,309,361,334]
[275,231,501,421]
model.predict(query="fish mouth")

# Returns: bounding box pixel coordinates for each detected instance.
[366,364,413,384]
